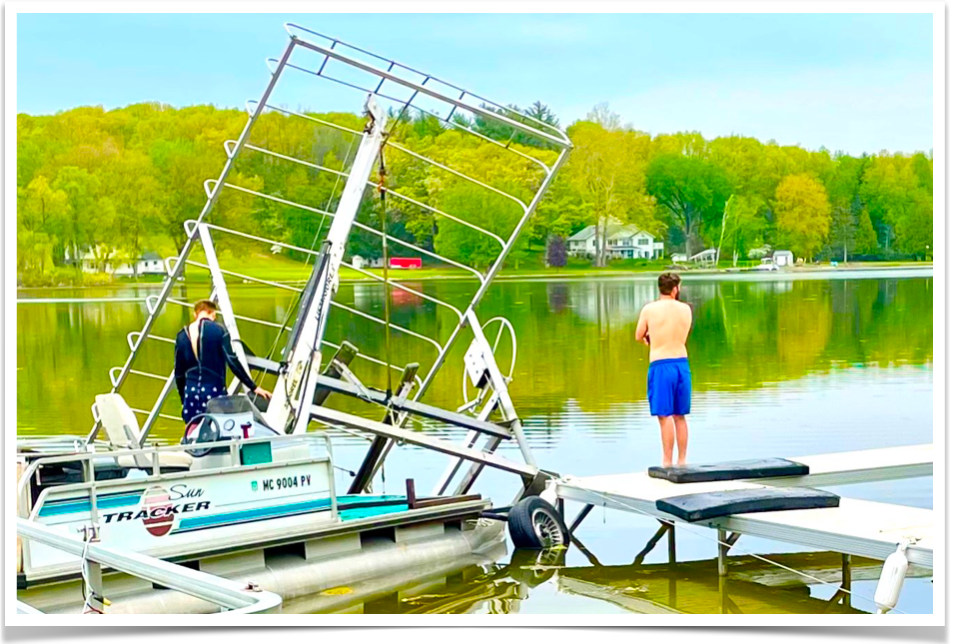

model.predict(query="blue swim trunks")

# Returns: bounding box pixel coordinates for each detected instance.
[647,357,691,417]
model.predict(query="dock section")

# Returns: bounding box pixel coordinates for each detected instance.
[551,444,933,569]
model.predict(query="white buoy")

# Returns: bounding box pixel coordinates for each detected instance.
[874,540,911,614]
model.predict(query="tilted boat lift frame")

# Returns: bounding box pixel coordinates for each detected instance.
[85,23,572,500]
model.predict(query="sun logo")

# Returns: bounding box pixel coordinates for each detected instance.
[141,486,175,537]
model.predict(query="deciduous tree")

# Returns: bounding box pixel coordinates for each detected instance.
[646,154,732,258]
[773,174,831,261]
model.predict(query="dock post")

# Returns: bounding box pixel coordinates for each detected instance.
[405,478,417,510]
[717,529,728,577]
[80,525,105,614]
[841,553,852,603]
[667,523,676,565]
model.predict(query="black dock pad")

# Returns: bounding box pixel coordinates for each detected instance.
[656,487,840,522]
[648,458,809,484]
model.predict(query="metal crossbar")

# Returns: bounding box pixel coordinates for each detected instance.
[183,258,444,352]
[284,24,570,147]
[163,297,422,385]
[259,85,552,173]
[225,139,508,253]
[342,264,464,320]
[329,301,443,353]
[385,142,530,211]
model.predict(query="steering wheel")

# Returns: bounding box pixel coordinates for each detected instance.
[182,414,222,458]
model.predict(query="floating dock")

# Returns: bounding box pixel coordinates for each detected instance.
[549,444,933,573]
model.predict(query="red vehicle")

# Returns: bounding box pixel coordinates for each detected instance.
[389,257,422,269]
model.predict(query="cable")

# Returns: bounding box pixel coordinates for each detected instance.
[551,478,909,614]
[378,152,393,396]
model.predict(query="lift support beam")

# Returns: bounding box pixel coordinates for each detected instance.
[309,405,538,479]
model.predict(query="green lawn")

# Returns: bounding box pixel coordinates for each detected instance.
[92,248,936,289]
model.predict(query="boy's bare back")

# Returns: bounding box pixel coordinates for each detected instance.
[638,299,692,362]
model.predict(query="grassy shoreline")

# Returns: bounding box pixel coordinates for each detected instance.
[16,260,934,291]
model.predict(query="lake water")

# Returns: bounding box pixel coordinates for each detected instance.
[16,270,934,614]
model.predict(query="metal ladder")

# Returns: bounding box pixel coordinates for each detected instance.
[87,23,572,497]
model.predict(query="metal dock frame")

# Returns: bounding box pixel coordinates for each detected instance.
[549,444,934,580]
[86,23,572,499]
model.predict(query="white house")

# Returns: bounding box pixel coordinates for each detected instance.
[67,248,166,276]
[567,222,664,260]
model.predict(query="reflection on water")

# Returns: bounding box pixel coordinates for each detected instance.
[301,546,931,615]
[16,273,933,614]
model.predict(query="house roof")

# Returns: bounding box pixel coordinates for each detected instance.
[568,226,596,242]
[568,222,657,242]
[141,251,162,260]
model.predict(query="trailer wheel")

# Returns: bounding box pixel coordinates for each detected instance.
[508,497,569,549]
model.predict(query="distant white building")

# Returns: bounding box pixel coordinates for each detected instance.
[67,248,166,276]
[567,221,664,260]
[689,248,717,267]
[772,250,794,267]
[351,256,368,270]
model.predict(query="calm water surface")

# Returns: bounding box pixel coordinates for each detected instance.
[16,271,934,614]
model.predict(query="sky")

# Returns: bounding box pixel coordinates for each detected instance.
[15,12,933,155]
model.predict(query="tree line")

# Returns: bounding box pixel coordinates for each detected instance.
[17,101,933,285]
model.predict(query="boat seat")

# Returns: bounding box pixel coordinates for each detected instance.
[94,393,192,471]
[656,487,840,522]
[648,458,809,484]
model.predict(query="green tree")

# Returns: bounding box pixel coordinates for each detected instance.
[646,154,732,257]
[51,166,101,272]
[773,174,831,261]
[856,206,879,255]
[716,194,765,266]
[565,118,653,266]
[434,183,520,269]
[830,205,856,262]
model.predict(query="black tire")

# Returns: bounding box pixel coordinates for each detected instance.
[508,496,569,550]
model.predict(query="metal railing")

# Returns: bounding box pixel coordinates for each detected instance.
[17,519,282,614]
[18,433,336,524]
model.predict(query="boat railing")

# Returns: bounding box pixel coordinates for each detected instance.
[18,433,336,524]
[16,518,283,614]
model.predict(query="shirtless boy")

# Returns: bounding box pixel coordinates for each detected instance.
[635,273,693,467]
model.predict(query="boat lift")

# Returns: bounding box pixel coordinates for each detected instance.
[85,23,572,501]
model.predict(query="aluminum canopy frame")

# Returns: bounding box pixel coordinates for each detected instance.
[86,24,572,498]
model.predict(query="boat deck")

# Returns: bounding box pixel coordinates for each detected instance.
[552,444,933,568]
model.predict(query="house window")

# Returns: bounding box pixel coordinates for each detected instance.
[637,238,649,246]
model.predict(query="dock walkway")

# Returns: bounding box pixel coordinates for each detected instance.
[550,444,933,568]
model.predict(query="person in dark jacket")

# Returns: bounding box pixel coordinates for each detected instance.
[174,299,271,424]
